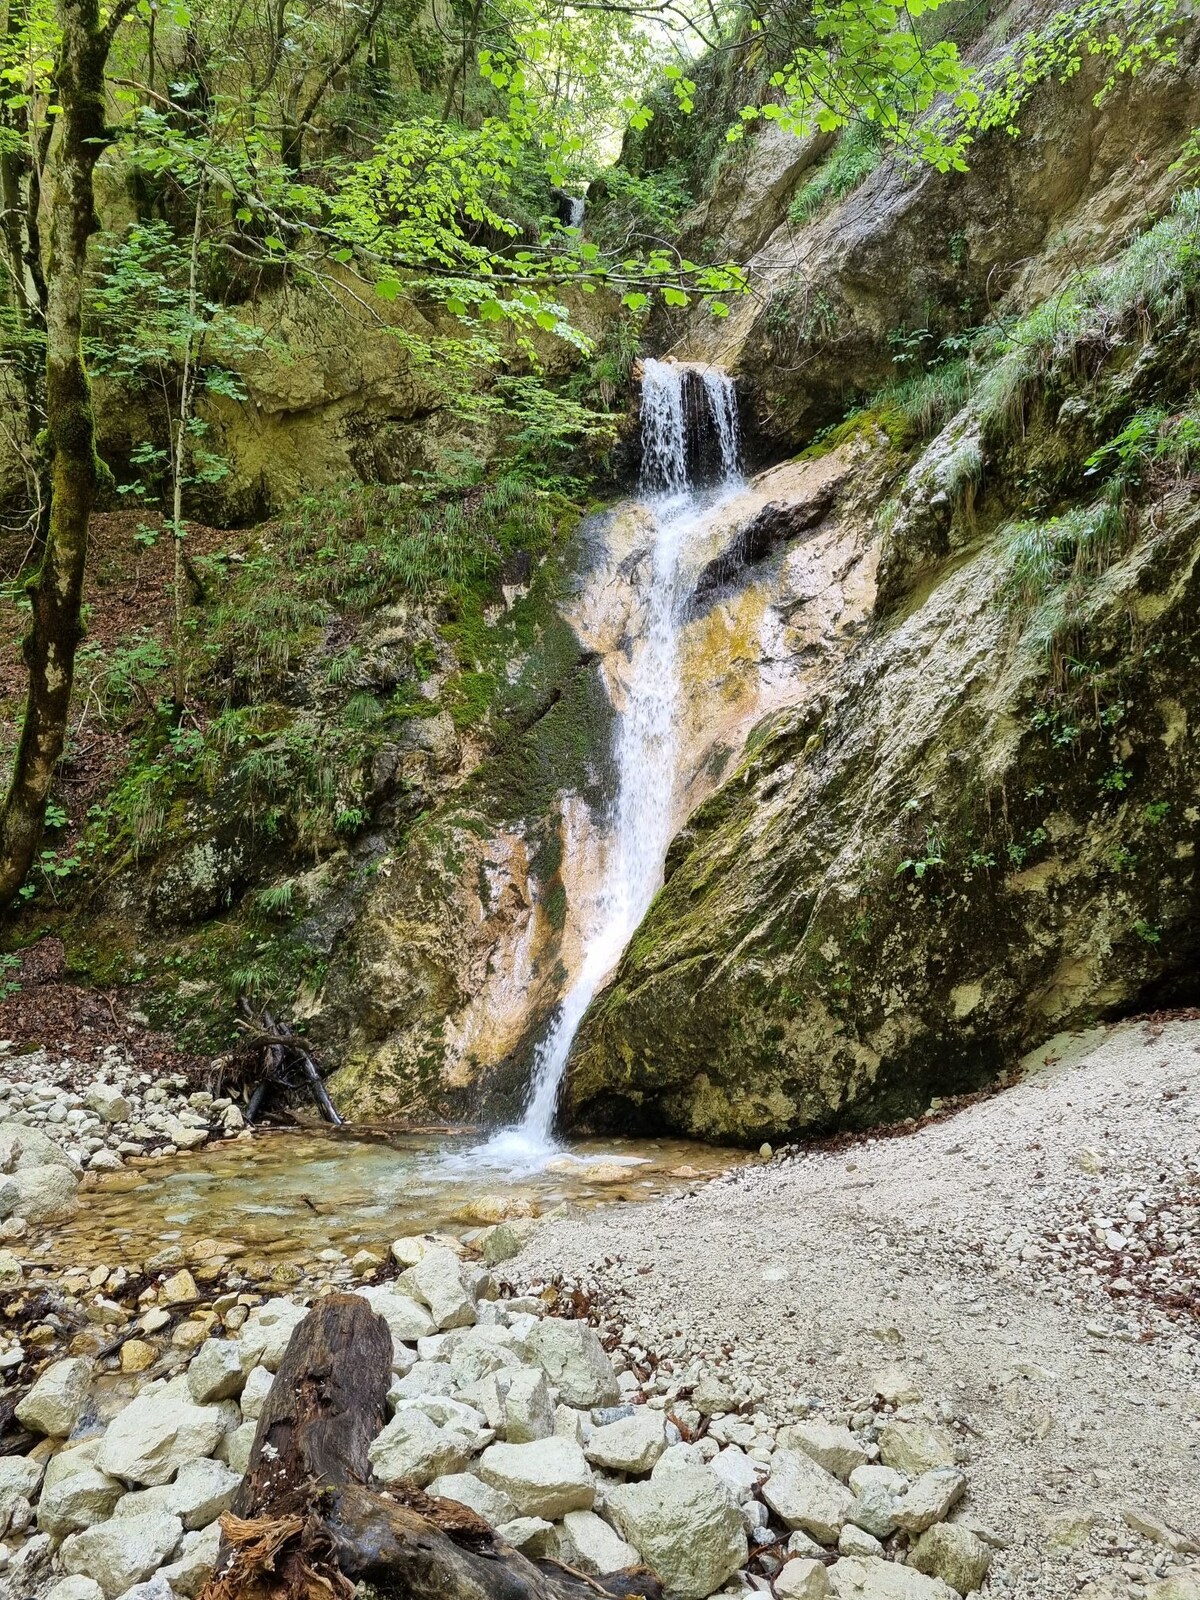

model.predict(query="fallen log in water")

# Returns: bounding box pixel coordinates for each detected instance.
[201,1293,663,1600]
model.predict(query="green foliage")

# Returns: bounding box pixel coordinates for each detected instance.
[789,122,883,224]
[569,315,643,411]
[895,828,946,878]
[77,630,171,720]
[874,357,974,443]
[979,190,1200,444]
[458,377,619,482]
[0,953,21,1000]
[1086,400,1200,486]
[1003,501,1130,608]
[735,0,1182,174]
[86,221,264,510]
[586,166,694,251]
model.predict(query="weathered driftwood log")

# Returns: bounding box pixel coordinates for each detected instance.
[231,1292,391,1521]
[202,1292,662,1600]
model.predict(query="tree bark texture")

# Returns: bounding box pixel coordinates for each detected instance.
[204,1293,663,1600]
[0,0,122,908]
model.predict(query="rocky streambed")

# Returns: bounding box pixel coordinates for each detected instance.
[0,1022,1198,1600]
[2,1227,994,1600]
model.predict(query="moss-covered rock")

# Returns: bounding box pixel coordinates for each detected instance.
[313,520,620,1121]
[563,488,1200,1142]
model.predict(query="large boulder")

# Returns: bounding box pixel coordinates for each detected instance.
[0,1452,43,1532]
[828,1556,958,1599]
[878,1423,956,1479]
[777,1558,833,1599]
[560,1509,642,1576]
[112,1458,242,1530]
[525,1319,620,1408]
[355,1284,438,1352]
[891,1470,967,1535]
[16,1356,91,1437]
[426,1473,518,1524]
[186,1340,245,1404]
[95,1376,230,1486]
[397,1248,477,1331]
[238,1297,310,1371]
[780,1421,870,1482]
[0,1122,76,1170]
[45,1579,105,1600]
[159,1519,223,1598]
[84,1085,131,1123]
[12,1162,78,1221]
[763,1450,857,1544]
[605,1460,747,1599]
[848,1466,907,1538]
[36,1468,124,1539]
[504,1368,555,1444]
[367,1409,473,1487]
[58,1511,183,1598]
[909,1523,993,1593]
[477,1439,595,1519]
[585,1408,667,1474]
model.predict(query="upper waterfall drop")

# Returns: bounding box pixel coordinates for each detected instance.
[466,360,742,1170]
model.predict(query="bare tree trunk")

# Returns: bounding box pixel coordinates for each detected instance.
[171,176,205,713]
[0,0,131,909]
[1,0,51,543]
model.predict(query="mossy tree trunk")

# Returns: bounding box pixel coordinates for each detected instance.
[0,0,132,909]
[1,0,52,543]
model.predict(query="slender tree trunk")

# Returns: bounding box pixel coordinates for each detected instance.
[171,177,205,713]
[1,0,51,541]
[0,0,125,909]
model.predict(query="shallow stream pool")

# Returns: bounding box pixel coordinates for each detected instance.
[45,1127,745,1270]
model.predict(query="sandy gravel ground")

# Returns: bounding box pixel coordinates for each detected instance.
[519,1019,1200,1598]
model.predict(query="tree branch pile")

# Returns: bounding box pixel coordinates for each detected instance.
[232,1001,343,1127]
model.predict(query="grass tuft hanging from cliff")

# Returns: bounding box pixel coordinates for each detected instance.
[978,189,1200,446]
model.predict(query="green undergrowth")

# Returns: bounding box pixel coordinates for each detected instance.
[205,472,571,701]
[977,189,1200,447]
[17,466,587,1020]
[788,122,883,225]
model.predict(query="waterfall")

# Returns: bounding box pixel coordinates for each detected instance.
[566,196,585,228]
[472,361,741,1168]
[703,367,741,480]
[639,358,690,497]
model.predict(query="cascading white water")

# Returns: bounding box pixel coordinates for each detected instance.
[467,360,741,1170]
[566,196,585,228]
[703,367,741,481]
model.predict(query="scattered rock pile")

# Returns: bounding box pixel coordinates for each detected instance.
[2,1230,1009,1600]
[0,1045,244,1233]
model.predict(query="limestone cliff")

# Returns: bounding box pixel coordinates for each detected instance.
[564,189,1200,1140]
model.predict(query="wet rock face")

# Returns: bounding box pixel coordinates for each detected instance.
[323,446,879,1122]
[690,483,844,609]
[563,496,1200,1144]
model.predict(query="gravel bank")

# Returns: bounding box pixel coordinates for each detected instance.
[518,1020,1200,1599]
